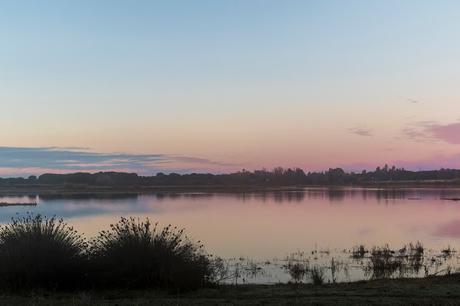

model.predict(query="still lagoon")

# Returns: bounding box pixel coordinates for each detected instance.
[1,188,460,283]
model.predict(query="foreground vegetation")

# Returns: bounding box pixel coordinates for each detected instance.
[0,214,213,292]
[0,214,459,304]
[0,214,87,290]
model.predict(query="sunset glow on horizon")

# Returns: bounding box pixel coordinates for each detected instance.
[2,1,460,176]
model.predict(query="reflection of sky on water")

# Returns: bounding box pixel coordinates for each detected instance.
[0,193,221,223]
[0,195,150,222]
[1,188,460,260]
[435,220,460,238]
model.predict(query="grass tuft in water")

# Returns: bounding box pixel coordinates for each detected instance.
[352,245,367,259]
[310,266,325,285]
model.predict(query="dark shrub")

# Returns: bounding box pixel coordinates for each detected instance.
[89,217,212,291]
[0,214,87,290]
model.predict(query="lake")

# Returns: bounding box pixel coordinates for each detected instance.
[1,187,460,283]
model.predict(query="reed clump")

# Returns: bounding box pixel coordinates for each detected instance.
[0,214,88,290]
[89,217,212,291]
[0,214,212,292]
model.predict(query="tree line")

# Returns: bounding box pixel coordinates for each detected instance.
[2,165,460,187]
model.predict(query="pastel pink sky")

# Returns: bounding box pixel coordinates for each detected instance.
[1,1,460,175]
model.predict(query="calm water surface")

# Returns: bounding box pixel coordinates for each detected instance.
[2,188,460,283]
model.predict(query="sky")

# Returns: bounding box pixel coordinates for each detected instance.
[1,0,460,176]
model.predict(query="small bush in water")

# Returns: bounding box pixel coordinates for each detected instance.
[310,266,325,285]
[89,217,212,290]
[0,214,87,290]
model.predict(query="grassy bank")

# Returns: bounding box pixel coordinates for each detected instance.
[2,274,460,305]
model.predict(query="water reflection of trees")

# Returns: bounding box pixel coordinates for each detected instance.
[153,192,307,203]
[16,188,460,204]
[38,193,139,201]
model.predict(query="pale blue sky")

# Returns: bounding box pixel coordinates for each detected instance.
[1,1,460,175]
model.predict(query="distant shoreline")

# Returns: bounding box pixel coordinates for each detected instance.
[2,181,460,196]
[2,167,460,195]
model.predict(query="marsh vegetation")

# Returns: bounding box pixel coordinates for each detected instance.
[214,242,458,285]
[0,214,213,292]
[0,213,457,293]
[0,214,87,290]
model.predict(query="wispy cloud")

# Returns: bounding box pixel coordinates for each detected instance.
[349,127,373,137]
[0,147,235,176]
[429,122,460,144]
[402,121,460,144]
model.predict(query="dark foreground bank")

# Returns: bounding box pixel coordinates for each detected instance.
[2,274,460,305]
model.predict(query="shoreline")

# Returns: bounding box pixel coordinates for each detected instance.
[2,182,460,196]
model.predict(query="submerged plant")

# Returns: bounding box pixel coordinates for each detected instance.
[209,257,230,284]
[89,217,212,291]
[330,258,346,283]
[284,251,309,283]
[409,241,424,257]
[366,245,402,279]
[405,241,424,274]
[288,262,308,283]
[352,245,367,259]
[0,213,87,290]
[310,266,325,285]
[441,246,455,259]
